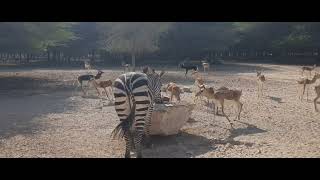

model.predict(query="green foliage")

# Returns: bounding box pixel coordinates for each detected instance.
[100,22,173,55]
[0,22,76,53]
[1,22,320,63]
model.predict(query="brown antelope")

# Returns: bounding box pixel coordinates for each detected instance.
[257,71,266,98]
[191,70,206,103]
[75,70,104,95]
[199,86,229,115]
[298,73,320,101]
[166,82,182,102]
[90,78,114,100]
[301,64,316,77]
[314,85,320,112]
[195,86,243,128]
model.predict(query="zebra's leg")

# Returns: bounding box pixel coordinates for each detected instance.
[133,131,144,158]
[124,130,132,158]
[143,103,153,148]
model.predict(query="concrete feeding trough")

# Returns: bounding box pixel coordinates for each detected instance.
[149,101,195,136]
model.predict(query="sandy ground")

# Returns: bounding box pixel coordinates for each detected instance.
[0,63,319,158]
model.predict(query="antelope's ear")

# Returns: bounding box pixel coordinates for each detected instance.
[159,70,165,77]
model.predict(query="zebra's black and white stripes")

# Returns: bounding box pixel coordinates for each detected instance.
[111,69,165,158]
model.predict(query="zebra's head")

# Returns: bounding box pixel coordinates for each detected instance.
[145,69,165,103]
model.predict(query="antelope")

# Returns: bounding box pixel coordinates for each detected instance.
[90,78,114,100]
[84,61,92,70]
[314,85,320,112]
[191,70,206,103]
[195,87,243,128]
[257,71,266,98]
[179,62,198,78]
[75,70,104,95]
[298,73,320,101]
[166,82,182,102]
[200,86,229,114]
[201,61,210,72]
[121,61,130,73]
[301,64,316,77]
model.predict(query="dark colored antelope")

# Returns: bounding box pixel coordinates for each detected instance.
[179,62,198,77]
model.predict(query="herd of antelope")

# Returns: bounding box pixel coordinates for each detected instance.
[78,61,320,122]
[74,60,319,158]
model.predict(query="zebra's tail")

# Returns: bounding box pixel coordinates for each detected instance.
[111,120,128,140]
[111,94,136,140]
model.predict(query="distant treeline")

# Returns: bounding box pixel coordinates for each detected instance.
[1,22,320,67]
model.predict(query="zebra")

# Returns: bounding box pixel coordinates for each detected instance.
[111,67,165,158]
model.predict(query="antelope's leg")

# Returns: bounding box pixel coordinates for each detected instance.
[237,101,243,120]
[104,88,111,100]
[80,82,86,96]
[299,85,303,100]
[314,96,320,112]
[220,100,233,128]
[307,86,309,101]
[93,84,101,96]
[212,102,216,119]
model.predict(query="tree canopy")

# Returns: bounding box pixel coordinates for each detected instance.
[1,22,320,65]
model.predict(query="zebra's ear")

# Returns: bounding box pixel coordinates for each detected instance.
[159,70,165,77]
[142,66,148,74]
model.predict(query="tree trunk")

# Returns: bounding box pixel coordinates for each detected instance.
[47,51,50,62]
[26,54,30,63]
[131,53,136,72]
[57,52,60,63]
[91,50,95,63]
